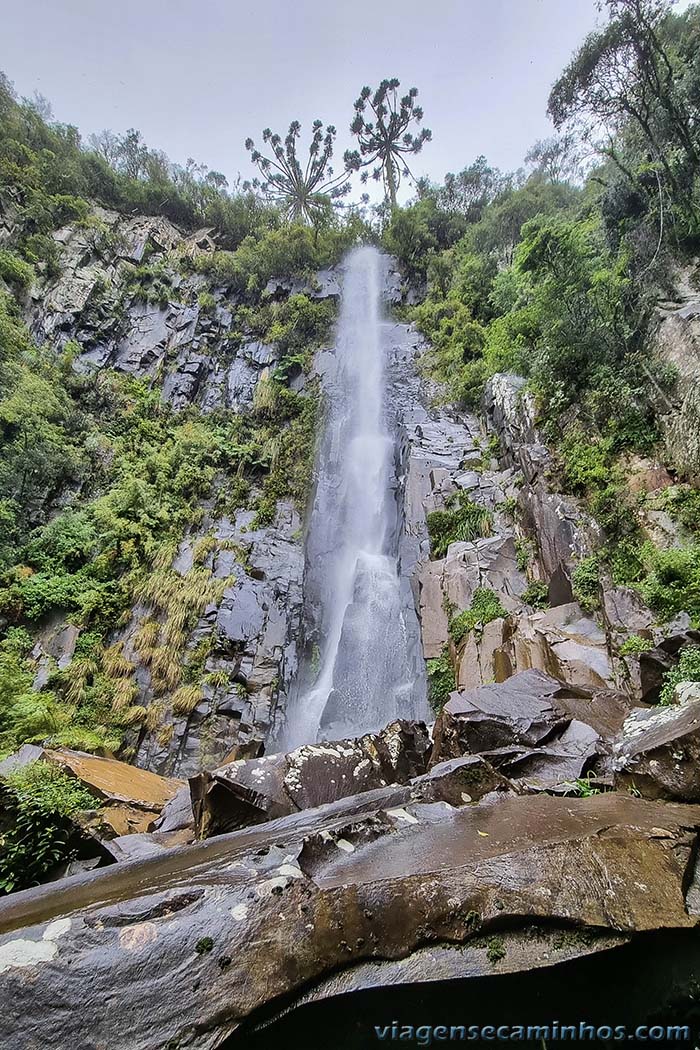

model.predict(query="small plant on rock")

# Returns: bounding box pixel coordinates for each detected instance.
[449,588,507,645]
[619,635,653,657]
[486,937,507,964]
[659,646,700,706]
[521,580,549,610]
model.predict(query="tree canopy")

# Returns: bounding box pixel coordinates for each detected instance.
[344,78,432,207]
[244,120,351,224]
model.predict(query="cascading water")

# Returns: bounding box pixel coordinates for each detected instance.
[279,245,428,750]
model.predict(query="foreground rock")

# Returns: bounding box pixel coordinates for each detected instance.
[0,790,698,1050]
[190,720,431,836]
[0,746,188,870]
[612,693,700,801]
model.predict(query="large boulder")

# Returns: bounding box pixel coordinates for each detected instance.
[1,791,699,1049]
[612,694,700,801]
[430,669,639,788]
[190,720,431,837]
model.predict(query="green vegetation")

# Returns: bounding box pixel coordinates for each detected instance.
[0,761,97,893]
[571,557,600,612]
[0,69,355,758]
[449,588,507,645]
[619,634,654,657]
[486,937,507,964]
[426,493,493,559]
[659,646,700,706]
[571,773,601,798]
[383,1,700,633]
[521,580,550,610]
[426,647,455,713]
[0,249,34,289]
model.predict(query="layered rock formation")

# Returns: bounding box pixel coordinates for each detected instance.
[2,252,700,1048]
[12,210,325,776]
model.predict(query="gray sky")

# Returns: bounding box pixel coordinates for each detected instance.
[2,0,613,200]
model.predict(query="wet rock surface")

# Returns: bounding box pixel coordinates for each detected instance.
[1,791,699,1050]
[191,720,431,836]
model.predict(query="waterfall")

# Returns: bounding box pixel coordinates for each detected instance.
[278,246,427,750]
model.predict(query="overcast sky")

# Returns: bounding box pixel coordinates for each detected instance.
[0,0,645,201]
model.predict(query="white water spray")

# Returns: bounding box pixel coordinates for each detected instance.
[279,246,426,749]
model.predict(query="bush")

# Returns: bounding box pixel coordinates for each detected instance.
[0,761,97,893]
[619,634,653,656]
[521,580,550,609]
[659,646,700,705]
[427,493,493,559]
[426,647,455,713]
[449,587,507,645]
[572,556,600,611]
[0,249,34,289]
[639,545,700,624]
[558,430,613,495]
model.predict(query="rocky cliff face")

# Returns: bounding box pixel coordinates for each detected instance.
[7,209,337,775]
[2,245,700,1048]
[654,265,700,483]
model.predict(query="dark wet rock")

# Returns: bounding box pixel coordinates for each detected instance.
[151,784,195,834]
[161,351,208,409]
[639,631,700,703]
[612,696,700,800]
[0,792,699,1050]
[432,669,579,758]
[429,669,639,788]
[411,754,514,805]
[191,720,431,836]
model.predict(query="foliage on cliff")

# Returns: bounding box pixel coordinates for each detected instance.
[0,72,371,757]
[386,0,700,629]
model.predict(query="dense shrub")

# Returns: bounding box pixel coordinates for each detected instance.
[0,761,97,893]
[659,646,700,705]
[426,493,493,558]
[426,647,455,713]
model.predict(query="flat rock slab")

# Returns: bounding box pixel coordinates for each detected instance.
[44,748,184,811]
[0,791,698,1050]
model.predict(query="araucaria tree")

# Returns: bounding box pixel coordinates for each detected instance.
[344,79,432,207]
[245,121,350,224]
